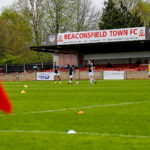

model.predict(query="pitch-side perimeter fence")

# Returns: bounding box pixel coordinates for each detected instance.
[0,70,149,81]
[0,62,53,74]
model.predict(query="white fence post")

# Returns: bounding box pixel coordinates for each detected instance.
[24,63,26,72]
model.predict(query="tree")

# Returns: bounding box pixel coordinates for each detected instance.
[0,8,52,64]
[113,0,140,10]
[133,0,150,26]
[42,0,75,34]
[71,0,100,32]
[0,19,9,58]
[14,0,45,46]
[99,0,143,29]
[114,0,150,26]
[0,9,33,64]
[14,0,100,39]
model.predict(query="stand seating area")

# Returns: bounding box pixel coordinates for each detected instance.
[43,64,148,72]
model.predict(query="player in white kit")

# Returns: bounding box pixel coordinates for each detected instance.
[68,65,75,85]
[53,62,61,84]
[88,60,96,85]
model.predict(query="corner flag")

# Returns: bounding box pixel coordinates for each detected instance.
[0,82,12,114]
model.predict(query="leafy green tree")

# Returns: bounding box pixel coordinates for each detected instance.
[133,0,150,26]
[0,9,32,64]
[0,9,52,65]
[99,0,143,29]
[15,0,45,46]
[0,19,9,58]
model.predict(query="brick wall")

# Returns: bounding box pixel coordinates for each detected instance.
[0,71,149,81]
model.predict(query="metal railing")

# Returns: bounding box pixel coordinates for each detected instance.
[0,62,53,74]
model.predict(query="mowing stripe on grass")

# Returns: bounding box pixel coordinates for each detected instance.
[0,130,150,139]
[0,100,149,117]
[23,100,150,115]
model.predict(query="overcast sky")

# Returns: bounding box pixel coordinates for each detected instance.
[0,0,14,10]
[0,0,106,12]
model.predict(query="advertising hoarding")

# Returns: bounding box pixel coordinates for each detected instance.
[104,71,125,80]
[57,27,146,45]
[37,72,54,81]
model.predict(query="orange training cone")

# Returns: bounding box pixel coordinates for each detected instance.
[77,110,84,114]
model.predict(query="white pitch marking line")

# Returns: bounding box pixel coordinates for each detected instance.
[23,101,148,115]
[0,101,149,117]
[0,130,150,139]
[18,100,150,115]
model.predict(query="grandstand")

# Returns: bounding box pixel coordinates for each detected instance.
[31,27,150,72]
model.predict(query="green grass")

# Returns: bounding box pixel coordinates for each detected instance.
[0,80,150,150]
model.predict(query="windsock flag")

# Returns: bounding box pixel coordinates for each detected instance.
[0,82,12,114]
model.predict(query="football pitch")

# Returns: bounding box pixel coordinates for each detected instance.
[0,80,150,150]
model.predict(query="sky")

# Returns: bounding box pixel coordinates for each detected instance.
[0,0,14,10]
[0,0,106,12]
